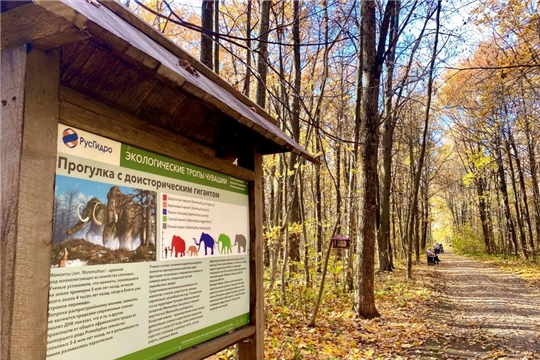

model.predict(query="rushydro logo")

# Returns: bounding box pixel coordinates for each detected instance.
[57,124,121,167]
[62,128,79,148]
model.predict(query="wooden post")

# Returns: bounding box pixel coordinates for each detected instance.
[237,147,264,359]
[1,46,59,359]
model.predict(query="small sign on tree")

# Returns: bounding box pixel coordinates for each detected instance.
[331,234,350,249]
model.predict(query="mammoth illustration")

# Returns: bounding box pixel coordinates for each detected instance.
[233,234,247,253]
[187,245,198,256]
[102,186,144,250]
[171,235,186,257]
[193,232,215,256]
[66,197,107,243]
[217,234,233,254]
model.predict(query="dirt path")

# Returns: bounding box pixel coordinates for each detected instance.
[416,250,540,359]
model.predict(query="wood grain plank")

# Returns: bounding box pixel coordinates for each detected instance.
[1,0,31,13]
[31,27,91,51]
[1,46,59,360]
[60,40,99,85]
[59,85,210,155]
[1,2,75,50]
[161,326,256,360]
[59,87,255,182]
[237,148,265,359]
[98,0,277,127]
[1,45,27,360]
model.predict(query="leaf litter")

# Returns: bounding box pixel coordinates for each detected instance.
[209,253,539,359]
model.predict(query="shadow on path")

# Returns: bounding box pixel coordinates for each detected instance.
[411,250,540,359]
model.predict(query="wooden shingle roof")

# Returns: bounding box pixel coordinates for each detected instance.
[1,0,318,164]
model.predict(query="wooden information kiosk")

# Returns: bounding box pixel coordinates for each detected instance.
[1,1,315,359]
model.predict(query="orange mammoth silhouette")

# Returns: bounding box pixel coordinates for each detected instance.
[188,245,198,256]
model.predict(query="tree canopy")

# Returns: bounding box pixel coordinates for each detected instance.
[127,0,540,320]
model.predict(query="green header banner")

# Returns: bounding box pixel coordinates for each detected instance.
[120,145,248,195]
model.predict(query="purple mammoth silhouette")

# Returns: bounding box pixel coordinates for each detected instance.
[193,232,215,256]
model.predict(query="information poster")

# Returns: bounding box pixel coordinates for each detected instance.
[46,125,250,360]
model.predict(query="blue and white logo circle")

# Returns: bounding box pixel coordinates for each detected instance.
[62,128,79,148]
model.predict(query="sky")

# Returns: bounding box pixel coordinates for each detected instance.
[55,175,136,204]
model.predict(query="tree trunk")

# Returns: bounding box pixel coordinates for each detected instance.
[315,136,323,272]
[309,1,331,270]
[243,0,252,96]
[504,131,528,258]
[263,173,270,267]
[420,181,429,250]
[347,0,363,293]
[354,0,388,319]
[335,122,343,259]
[255,0,271,108]
[509,128,535,259]
[213,0,220,74]
[406,136,415,277]
[495,136,519,256]
[287,0,302,273]
[475,175,495,253]
[378,0,400,272]
[405,0,441,279]
[346,91,360,292]
[299,169,311,287]
[523,113,540,252]
[268,156,283,293]
[415,202,420,262]
[201,0,213,69]
[280,156,289,302]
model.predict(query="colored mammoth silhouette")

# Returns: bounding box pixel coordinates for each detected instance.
[171,235,186,257]
[66,197,107,243]
[193,232,215,255]
[234,234,247,253]
[187,245,198,256]
[217,234,233,254]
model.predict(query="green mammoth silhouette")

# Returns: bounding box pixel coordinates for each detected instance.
[217,234,233,254]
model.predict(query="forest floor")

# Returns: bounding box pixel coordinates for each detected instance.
[210,250,540,359]
[408,250,540,359]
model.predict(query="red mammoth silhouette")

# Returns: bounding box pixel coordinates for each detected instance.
[171,235,186,257]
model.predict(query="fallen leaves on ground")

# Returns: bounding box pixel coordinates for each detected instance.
[210,256,540,359]
[475,256,540,287]
[264,267,453,359]
[213,262,451,359]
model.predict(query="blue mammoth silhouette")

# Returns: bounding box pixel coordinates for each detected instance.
[193,232,215,255]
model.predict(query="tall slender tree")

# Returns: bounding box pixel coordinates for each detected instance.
[255,0,270,108]
[288,0,303,272]
[405,0,441,279]
[354,0,397,319]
